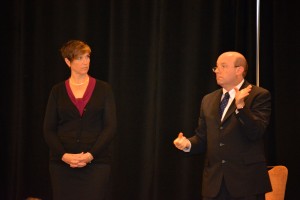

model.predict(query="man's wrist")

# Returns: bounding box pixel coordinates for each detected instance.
[236,103,245,109]
[235,105,244,114]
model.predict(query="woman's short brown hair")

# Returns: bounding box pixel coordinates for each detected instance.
[60,40,91,61]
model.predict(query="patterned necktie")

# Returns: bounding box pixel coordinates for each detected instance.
[219,92,230,117]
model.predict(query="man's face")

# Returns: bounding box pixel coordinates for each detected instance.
[214,53,240,89]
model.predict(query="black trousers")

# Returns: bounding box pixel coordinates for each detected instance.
[203,179,265,200]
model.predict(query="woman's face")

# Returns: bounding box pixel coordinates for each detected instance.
[66,52,90,75]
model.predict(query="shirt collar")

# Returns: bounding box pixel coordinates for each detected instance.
[222,79,245,98]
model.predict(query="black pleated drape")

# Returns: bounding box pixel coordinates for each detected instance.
[1,0,300,200]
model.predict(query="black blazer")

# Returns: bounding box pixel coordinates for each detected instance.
[43,79,116,164]
[189,81,272,198]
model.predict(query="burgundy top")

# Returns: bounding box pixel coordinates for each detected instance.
[65,76,96,116]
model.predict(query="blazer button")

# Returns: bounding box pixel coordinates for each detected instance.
[76,139,80,143]
[221,160,226,164]
[219,126,224,130]
[220,143,224,146]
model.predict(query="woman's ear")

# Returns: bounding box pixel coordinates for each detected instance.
[65,58,71,67]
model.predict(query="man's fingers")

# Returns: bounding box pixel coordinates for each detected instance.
[178,132,183,138]
[174,132,188,150]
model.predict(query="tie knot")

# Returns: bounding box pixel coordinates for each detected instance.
[223,92,230,99]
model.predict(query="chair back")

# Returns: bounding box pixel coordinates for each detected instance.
[265,165,288,200]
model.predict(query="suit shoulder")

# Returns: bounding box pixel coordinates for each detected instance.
[252,85,271,95]
[204,89,222,99]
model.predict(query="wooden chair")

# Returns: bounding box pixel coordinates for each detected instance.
[265,165,288,200]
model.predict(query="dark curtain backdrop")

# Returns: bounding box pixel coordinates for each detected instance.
[1,0,300,200]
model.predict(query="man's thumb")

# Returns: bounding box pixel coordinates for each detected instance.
[178,132,184,138]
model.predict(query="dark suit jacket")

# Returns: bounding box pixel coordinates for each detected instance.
[189,80,272,198]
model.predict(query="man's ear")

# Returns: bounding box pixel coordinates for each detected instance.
[236,66,244,75]
[65,58,71,67]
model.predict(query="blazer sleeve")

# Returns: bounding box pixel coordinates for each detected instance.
[89,83,117,156]
[43,86,66,160]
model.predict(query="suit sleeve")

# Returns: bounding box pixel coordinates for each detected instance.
[188,96,207,154]
[235,87,271,141]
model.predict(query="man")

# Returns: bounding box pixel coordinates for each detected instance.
[174,51,272,200]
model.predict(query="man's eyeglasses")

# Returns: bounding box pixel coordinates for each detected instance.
[212,65,240,72]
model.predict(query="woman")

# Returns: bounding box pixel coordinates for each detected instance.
[43,40,116,200]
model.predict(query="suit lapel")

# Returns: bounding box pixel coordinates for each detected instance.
[214,90,223,123]
[222,101,236,123]
[221,81,250,123]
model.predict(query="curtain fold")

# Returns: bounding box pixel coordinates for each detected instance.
[2,0,299,200]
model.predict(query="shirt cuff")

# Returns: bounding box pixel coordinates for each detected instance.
[182,140,192,152]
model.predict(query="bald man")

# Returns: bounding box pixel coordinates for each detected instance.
[174,52,272,200]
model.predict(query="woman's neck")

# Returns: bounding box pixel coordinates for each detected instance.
[69,75,89,86]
